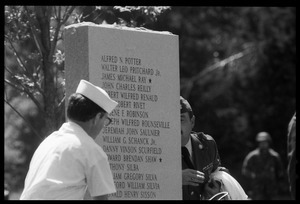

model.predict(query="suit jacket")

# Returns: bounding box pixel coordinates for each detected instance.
[182,132,221,200]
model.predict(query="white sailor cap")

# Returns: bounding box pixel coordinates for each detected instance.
[76,80,118,114]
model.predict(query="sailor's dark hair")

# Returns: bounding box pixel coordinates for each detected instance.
[67,93,106,122]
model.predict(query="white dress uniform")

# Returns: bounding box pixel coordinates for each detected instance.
[20,121,116,200]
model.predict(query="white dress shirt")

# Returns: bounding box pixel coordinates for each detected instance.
[185,137,193,162]
[20,121,116,200]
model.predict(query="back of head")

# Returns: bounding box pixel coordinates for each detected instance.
[67,93,105,122]
[67,80,118,122]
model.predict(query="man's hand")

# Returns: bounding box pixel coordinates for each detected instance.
[182,169,205,186]
[204,178,221,199]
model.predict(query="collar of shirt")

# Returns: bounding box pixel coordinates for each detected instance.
[61,121,95,143]
[185,137,193,160]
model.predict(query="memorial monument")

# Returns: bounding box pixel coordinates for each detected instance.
[64,22,181,200]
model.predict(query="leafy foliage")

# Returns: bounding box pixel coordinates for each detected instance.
[4,5,170,194]
[5,96,44,190]
[150,7,295,195]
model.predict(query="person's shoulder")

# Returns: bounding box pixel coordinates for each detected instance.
[194,132,215,141]
[245,148,259,158]
[192,132,216,144]
[269,148,280,158]
[192,132,218,152]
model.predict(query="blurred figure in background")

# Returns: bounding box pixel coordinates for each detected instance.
[4,182,10,200]
[287,112,296,200]
[241,132,285,200]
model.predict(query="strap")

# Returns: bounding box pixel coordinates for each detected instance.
[208,191,229,200]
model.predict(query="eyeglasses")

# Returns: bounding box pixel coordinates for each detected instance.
[104,116,112,126]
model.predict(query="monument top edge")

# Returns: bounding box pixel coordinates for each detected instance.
[65,22,176,36]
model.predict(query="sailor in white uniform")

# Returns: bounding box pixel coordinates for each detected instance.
[20,80,118,200]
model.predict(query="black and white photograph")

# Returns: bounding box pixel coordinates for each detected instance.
[4,6,296,200]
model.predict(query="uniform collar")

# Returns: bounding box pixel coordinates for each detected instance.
[60,121,93,141]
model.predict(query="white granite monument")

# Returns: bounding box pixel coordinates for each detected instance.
[64,22,181,200]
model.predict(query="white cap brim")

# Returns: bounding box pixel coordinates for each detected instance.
[76,80,118,114]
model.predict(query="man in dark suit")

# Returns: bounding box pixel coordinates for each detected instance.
[180,96,223,200]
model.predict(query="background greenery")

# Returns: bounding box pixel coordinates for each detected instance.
[4,6,295,199]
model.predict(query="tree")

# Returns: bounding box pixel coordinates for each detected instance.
[5,6,295,198]
[4,5,170,193]
[5,5,170,139]
[5,6,75,138]
[151,7,295,197]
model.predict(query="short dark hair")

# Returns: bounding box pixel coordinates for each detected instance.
[67,93,106,122]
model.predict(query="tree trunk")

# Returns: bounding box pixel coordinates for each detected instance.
[34,6,63,137]
[43,62,58,136]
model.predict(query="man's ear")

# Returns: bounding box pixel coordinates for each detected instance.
[92,112,103,125]
[98,112,106,119]
[191,115,195,129]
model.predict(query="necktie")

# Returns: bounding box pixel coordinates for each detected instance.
[181,146,194,169]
